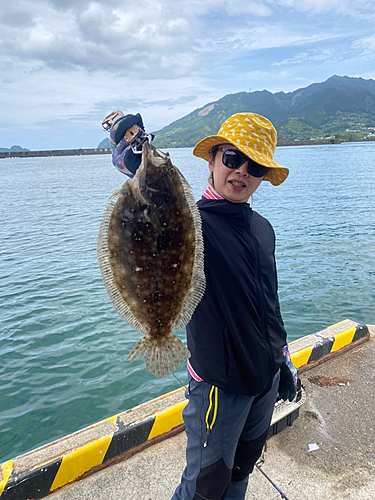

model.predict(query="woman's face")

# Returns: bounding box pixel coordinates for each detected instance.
[209,144,264,203]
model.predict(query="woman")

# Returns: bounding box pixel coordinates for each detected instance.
[171,112,298,500]
[105,110,298,500]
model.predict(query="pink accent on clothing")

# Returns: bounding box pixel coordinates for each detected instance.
[203,185,224,200]
[187,359,203,382]
[186,185,222,383]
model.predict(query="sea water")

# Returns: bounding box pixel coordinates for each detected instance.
[1,142,374,463]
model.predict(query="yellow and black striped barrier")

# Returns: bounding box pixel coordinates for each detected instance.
[0,319,369,499]
[0,390,187,500]
[288,319,369,371]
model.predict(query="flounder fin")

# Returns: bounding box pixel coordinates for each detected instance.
[127,334,191,378]
[171,170,206,332]
[96,189,147,335]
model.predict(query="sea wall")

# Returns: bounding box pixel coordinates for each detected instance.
[0,148,111,159]
[0,140,343,159]
[277,139,341,147]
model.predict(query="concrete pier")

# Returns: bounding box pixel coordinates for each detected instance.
[1,321,374,500]
[50,326,374,500]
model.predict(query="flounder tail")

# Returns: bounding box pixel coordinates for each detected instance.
[127,334,190,378]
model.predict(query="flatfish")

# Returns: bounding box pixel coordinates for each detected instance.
[97,142,205,377]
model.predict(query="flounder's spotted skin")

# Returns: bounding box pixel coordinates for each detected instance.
[108,167,195,338]
[97,143,205,377]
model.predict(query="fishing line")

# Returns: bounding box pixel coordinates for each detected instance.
[171,371,187,389]
[255,460,290,500]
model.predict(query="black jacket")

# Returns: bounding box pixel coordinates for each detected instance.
[186,197,287,396]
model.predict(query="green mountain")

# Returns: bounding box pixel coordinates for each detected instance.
[152,76,375,148]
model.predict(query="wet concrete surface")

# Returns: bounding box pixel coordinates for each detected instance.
[49,326,374,500]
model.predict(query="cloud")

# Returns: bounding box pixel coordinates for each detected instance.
[142,96,198,107]
[1,1,373,77]
[207,26,336,53]
[1,1,200,76]
[352,33,375,57]
[271,0,375,17]
[0,1,286,77]
[1,0,375,148]
[273,47,339,67]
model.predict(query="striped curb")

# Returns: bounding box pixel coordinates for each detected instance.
[0,390,187,500]
[0,319,369,499]
[288,319,369,372]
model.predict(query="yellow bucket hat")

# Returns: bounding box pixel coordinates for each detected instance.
[193,112,289,186]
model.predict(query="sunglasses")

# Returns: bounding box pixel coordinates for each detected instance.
[214,147,269,178]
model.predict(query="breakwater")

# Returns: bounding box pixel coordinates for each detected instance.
[0,148,111,159]
[0,140,342,159]
[277,139,341,146]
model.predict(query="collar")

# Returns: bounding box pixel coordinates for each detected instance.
[202,185,224,200]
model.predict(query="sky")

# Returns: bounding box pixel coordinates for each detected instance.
[1,0,375,150]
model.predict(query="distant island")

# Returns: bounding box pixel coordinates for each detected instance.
[0,145,30,153]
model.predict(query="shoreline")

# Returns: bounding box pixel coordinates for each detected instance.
[0,139,343,159]
[0,148,112,159]
[2,138,375,159]
[277,138,341,146]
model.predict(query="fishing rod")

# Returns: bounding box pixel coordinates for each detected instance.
[255,461,290,499]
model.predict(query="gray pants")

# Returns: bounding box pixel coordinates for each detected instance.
[171,372,279,500]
